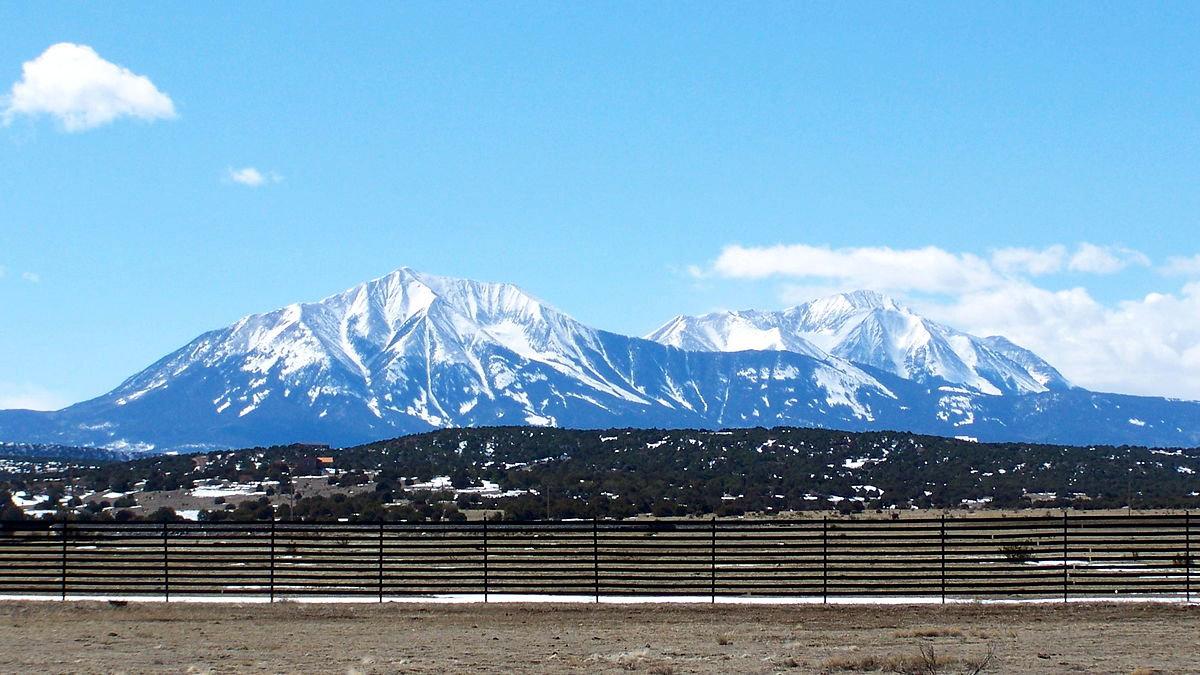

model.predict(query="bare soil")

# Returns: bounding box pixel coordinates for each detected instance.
[0,600,1195,673]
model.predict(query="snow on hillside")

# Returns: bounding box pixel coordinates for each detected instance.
[649,290,1071,396]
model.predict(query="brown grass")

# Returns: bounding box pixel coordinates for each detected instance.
[895,627,965,638]
[820,643,997,673]
[820,646,958,673]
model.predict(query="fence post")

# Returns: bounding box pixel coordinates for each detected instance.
[822,516,828,605]
[940,514,946,605]
[482,518,489,603]
[710,517,716,604]
[163,522,170,602]
[269,520,276,603]
[60,521,68,602]
[592,518,599,604]
[378,521,384,604]
[1186,511,1191,604]
[1062,510,1069,604]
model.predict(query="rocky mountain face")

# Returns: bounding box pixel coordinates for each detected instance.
[1,269,1197,452]
[648,290,1069,396]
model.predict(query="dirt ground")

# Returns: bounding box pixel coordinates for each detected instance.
[0,600,1195,674]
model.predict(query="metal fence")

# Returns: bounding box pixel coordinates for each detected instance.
[0,513,1193,602]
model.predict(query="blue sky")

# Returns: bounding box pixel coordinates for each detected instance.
[2,2,1199,407]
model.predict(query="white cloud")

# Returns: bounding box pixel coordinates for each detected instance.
[987,244,1147,277]
[2,43,176,132]
[1162,254,1200,277]
[921,282,1200,400]
[694,242,1200,400]
[711,244,1001,294]
[225,166,282,187]
[990,245,1067,276]
[1066,243,1149,274]
[706,242,1150,288]
[0,382,68,411]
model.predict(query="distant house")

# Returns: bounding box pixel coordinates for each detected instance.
[316,457,335,465]
[1023,492,1058,503]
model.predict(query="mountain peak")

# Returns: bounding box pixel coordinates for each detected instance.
[645,309,827,358]
[801,289,906,315]
[651,289,1067,396]
[333,267,557,325]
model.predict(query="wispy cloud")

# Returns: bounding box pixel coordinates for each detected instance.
[988,244,1149,277]
[707,243,1001,294]
[990,245,1069,276]
[1065,243,1149,274]
[1162,254,1200,277]
[703,242,1151,291]
[2,43,175,132]
[225,166,283,187]
[20,271,40,283]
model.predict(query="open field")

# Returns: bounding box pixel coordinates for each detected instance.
[0,600,1196,673]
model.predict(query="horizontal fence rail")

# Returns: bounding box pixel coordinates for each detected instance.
[0,514,1193,603]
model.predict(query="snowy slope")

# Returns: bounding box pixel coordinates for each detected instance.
[648,310,827,358]
[649,290,1070,396]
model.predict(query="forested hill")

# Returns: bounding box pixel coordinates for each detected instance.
[7,427,1197,522]
[0,442,131,462]
[343,427,1200,514]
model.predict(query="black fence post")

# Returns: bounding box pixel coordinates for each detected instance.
[940,514,946,605]
[378,521,384,604]
[1062,510,1069,604]
[710,517,716,604]
[269,520,276,603]
[1186,510,1192,604]
[822,516,828,605]
[482,518,489,603]
[163,522,170,602]
[592,518,599,604]
[60,521,68,602]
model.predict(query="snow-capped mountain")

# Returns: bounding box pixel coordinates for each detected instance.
[649,290,1069,396]
[1,270,1197,452]
[0,269,902,451]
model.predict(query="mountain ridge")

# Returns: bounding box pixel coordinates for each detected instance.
[1,268,1197,452]
[647,291,1070,396]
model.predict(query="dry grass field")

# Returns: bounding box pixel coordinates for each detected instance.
[0,600,1195,673]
